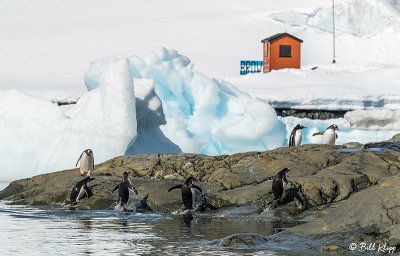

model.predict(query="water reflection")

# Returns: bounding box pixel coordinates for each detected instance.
[181,212,194,227]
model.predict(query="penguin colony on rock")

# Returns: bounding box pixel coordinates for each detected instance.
[70,124,340,211]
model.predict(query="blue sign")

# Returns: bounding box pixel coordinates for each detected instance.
[240,61,263,75]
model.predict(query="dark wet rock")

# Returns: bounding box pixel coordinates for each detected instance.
[1,142,400,215]
[288,173,400,250]
[274,108,347,120]
[364,142,400,150]
[343,142,363,148]
[219,233,269,247]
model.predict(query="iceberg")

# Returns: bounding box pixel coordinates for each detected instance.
[0,49,287,181]
[344,109,400,130]
[0,59,138,182]
[85,48,287,155]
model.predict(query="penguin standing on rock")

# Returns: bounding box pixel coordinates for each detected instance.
[289,124,307,147]
[168,176,202,210]
[313,124,340,145]
[272,168,291,200]
[70,176,96,205]
[76,149,94,176]
[112,171,138,210]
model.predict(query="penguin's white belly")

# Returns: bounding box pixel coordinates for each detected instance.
[322,130,336,145]
[77,186,86,202]
[80,154,93,171]
[294,130,303,146]
[282,180,287,198]
[191,188,195,209]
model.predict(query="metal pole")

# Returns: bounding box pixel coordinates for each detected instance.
[332,0,336,63]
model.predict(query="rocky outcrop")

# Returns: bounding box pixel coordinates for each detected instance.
[2,141,400,212]
[2,137,400,251]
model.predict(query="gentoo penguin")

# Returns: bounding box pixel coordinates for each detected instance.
[193,193,216,212]
[289,124,307,147]
[168,176,202,210]
[112,171,138,210]
[76,149,94,176]
[134,194,153,213]
[272,168,291,200]
[313,124,340,145]
[70,176,96,205]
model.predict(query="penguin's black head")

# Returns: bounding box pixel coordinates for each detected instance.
[276,168,291,178]
[123,171,130,179]
[86,176,96,182]
[295,124,307,130]
[184,175,195,184]
[85,149,93,156]
[327,124,340,131]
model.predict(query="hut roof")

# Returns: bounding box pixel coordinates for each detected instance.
[261,32,303,43]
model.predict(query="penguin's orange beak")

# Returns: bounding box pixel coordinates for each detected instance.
[336,127,340,131]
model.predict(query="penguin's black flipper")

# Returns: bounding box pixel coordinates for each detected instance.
[336,134,338,139]
[168,184,182,192]
[289,128,296,147]
[289,134,295,147]
[75,152,83,167]
[88,184,100,189]
[112,184,120,194]
[260,176,275,183]
[129,184,138,194]
[192,184,202,193]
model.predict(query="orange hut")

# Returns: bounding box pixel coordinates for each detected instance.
[261,32,303,73]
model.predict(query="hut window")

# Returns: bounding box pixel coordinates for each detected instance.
[279,45,291,57]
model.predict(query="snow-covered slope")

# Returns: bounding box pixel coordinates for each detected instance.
[226,0,400,111]
[345,109,400,130]
[225,64,400,110]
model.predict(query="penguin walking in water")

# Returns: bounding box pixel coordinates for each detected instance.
[193,193,216,212]
[289,124,307,147]
[70,176,96,205]
[313,124,340,145]
[112,171,138,211]
[272,168,291,200]
[133,194,153,213]
[76,149,94,176]
[168,176,202,210]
